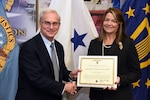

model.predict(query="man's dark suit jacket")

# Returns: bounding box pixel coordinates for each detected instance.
[15,33,70,100]
[88,37,141,100]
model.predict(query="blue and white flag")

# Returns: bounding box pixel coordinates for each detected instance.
[49,0,99,100]
[50,0,99,70]
[122,0,150,100]
[0,0,19,100]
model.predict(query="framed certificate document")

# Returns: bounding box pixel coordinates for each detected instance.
[77,56,118,88]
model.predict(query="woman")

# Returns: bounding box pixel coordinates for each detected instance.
[88,8,141,100]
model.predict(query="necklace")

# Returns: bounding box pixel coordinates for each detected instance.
[103,43,111,48]
[102,41,111,56]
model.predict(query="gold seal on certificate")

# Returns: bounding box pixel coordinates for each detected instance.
[77,56,118,88]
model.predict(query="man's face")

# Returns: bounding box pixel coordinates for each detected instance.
[40,12,60,41]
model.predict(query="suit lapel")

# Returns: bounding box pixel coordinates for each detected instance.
[36,34,53,65]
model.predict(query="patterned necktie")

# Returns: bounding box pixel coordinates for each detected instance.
[50,43,59,81]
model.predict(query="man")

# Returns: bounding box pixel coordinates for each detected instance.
[15,8,80,100]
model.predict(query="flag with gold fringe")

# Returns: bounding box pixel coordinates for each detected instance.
[0,0,19,100]
[122,0,150,100]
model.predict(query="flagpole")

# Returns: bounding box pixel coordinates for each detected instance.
[36,0,39,31]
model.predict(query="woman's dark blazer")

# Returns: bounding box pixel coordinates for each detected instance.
[88,37,141,100]
[15,33,70,100]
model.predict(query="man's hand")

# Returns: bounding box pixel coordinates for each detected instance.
[70,69,82,80]
[65,81,77,95]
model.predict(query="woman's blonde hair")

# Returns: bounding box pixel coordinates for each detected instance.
[99,8,128,44]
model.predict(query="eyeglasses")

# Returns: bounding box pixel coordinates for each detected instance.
[41,21,60,26]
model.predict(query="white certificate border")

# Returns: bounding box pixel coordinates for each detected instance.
[77,56,118,88]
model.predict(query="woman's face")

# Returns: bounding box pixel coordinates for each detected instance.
[103,12,119,35]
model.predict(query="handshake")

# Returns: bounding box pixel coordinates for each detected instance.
[65,69,82,95]
[65,81,78,95]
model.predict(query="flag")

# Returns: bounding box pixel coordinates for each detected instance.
[122,0,150,100]
[49,0,99,99]
[50,0,99,70]
[112,0,120,8]
[112,0,127,9]
[0,1,19,100]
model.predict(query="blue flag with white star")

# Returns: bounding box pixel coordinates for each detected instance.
[0,1,19,100]
[122,0,150,100]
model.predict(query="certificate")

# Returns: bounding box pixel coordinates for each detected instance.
[77,56,118,88]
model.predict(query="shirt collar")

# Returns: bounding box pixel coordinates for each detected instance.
[40,32,54,46]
